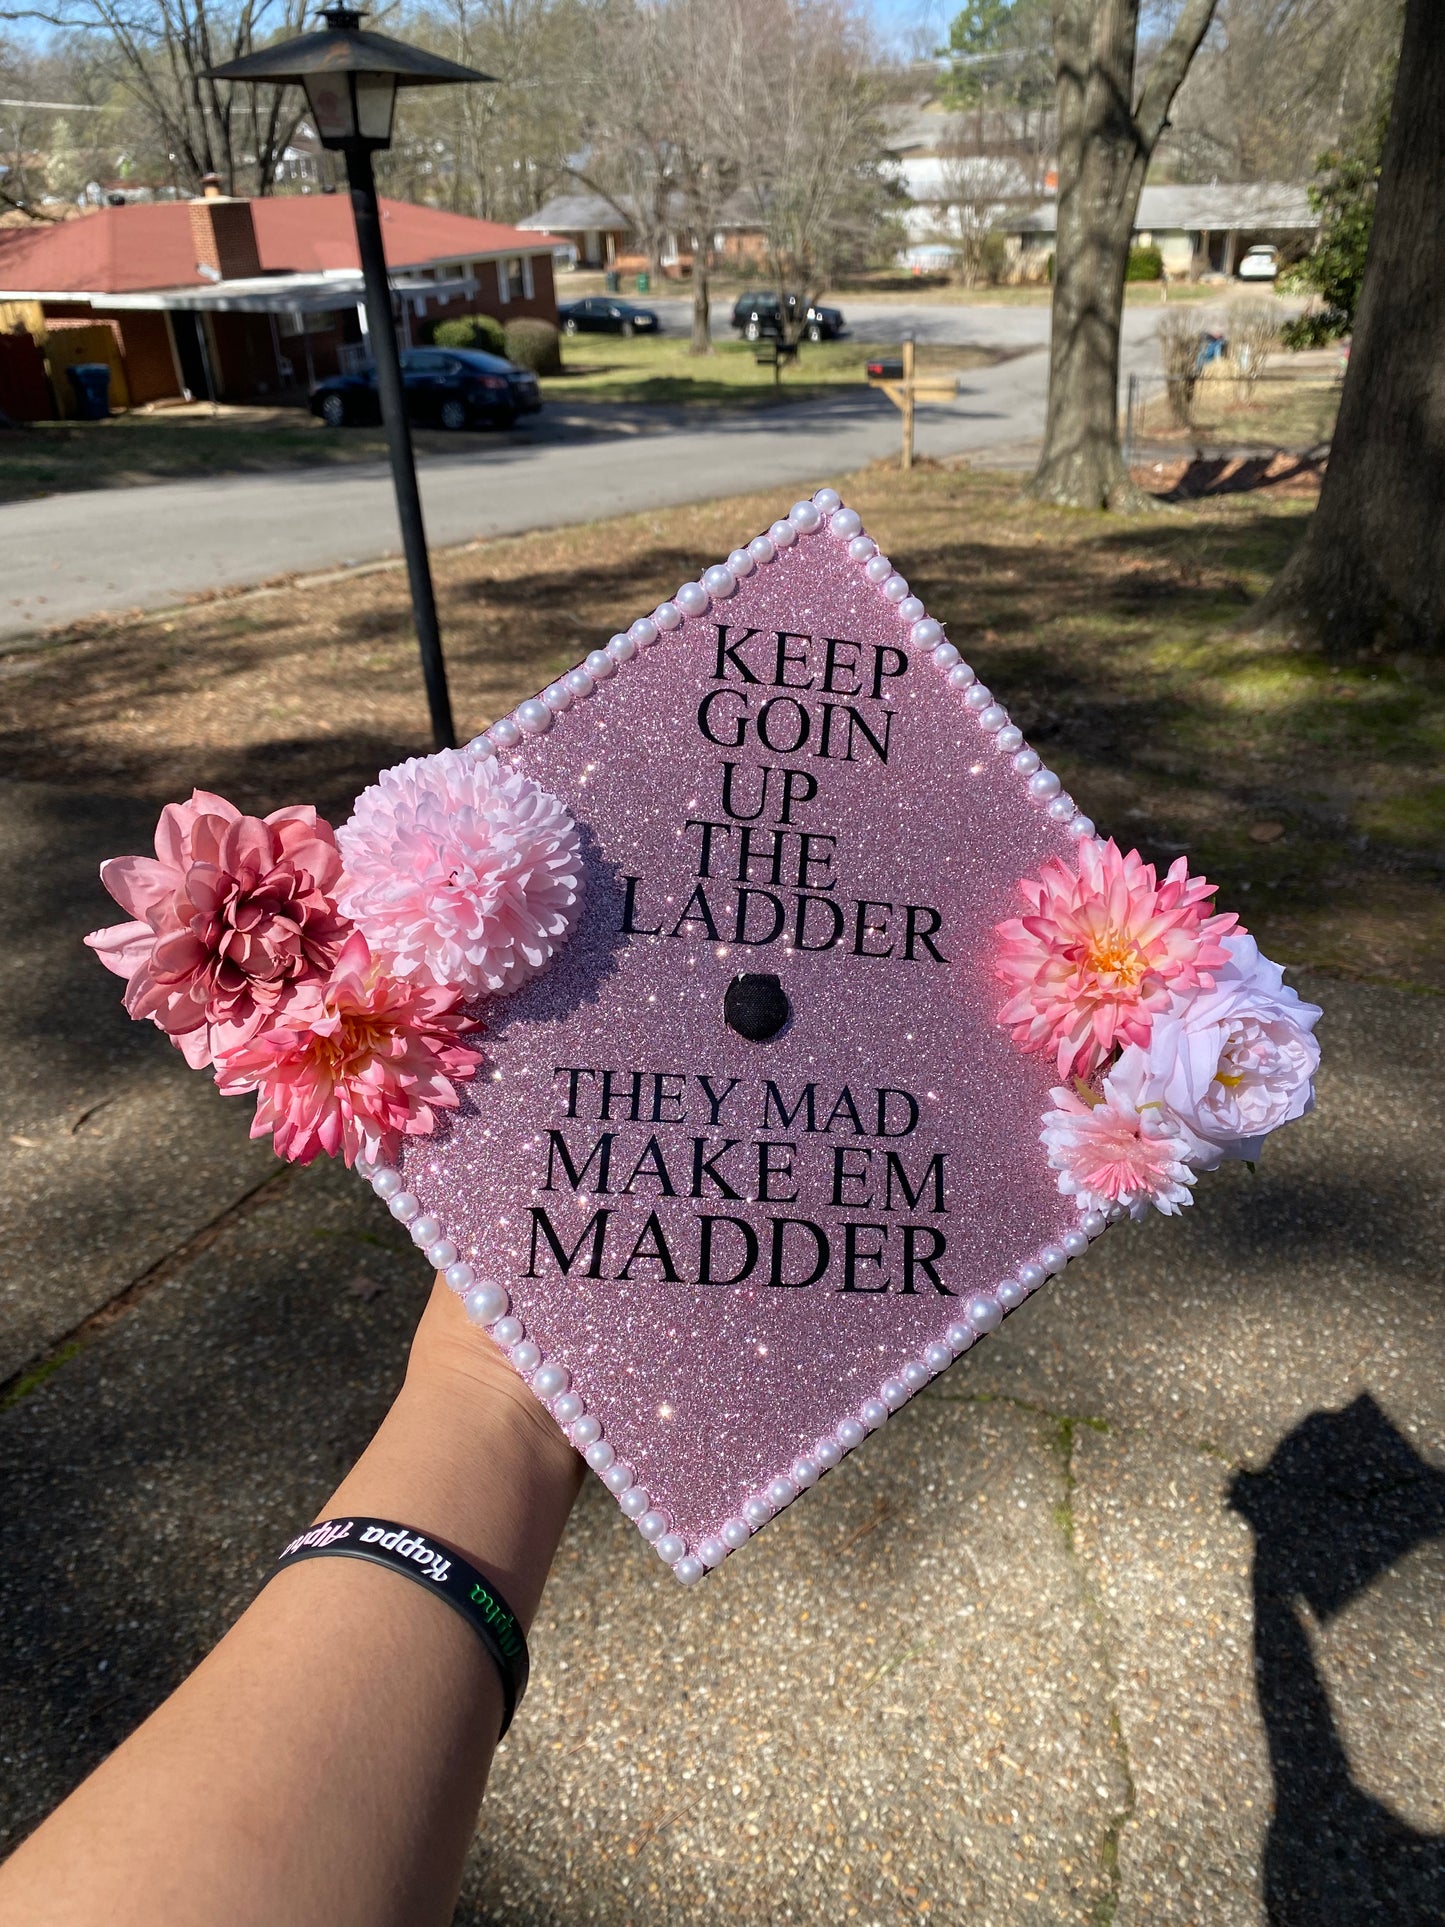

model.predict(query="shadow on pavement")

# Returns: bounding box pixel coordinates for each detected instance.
[1231,1394,1445,1926]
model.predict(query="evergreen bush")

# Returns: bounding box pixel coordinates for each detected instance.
[503,318,562,375]
[1126,244,1164,282]
[432,314,508,357]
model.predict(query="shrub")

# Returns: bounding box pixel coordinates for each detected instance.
[432,313,508,357]
[1157,310,1208,426]
[979,229,1009,286]
[1227,299,1279,387]
[503,318,562,375]
[1126,244,1164,282]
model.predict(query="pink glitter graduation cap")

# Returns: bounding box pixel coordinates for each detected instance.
[87,487,1321,1583]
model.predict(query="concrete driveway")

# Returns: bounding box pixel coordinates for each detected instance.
[2,752,1443,1926]
[0,305,1167,639]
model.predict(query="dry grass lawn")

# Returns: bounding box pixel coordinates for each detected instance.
[3,462,1440,992]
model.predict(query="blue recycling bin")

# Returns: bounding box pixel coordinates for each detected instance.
[67,361,112,420]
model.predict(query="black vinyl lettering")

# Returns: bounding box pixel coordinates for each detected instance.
[526,1207,610,1278]
[544,1130,614,1193]
[839,1221,890,1292]
[900,1224,952,1293]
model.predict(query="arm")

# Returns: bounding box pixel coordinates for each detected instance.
[0,1280,582,1927]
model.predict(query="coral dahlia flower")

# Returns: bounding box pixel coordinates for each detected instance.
[997,838,1236,1078]
[337,748,583,998]
[85,790,348,1069]
[212,933,483,1166]
[1041,1055,1197,1217]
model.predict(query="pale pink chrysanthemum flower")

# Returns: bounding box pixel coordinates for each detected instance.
[1040,1054,1197,1217]
[336,749,582,997]
[213,932,483,1166]
[996,837,1236,1079]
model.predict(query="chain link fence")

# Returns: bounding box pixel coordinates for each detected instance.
[1123,363,1343,467]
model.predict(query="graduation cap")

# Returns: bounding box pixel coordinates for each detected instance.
[87,487,1319,1585]
[372,488,1105,1581]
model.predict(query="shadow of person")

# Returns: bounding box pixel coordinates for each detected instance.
[1229,1395,1445,1926]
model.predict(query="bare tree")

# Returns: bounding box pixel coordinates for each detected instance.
[1163,0,1404,185]
[661,0,742,355]
[1027,0,1219,511]
[1245,0,1443,655]
[0,35,125,215]
[569,0,739,356]
[45,0,310,196]
[391,0,587,224]
[565,0,678,291]
[931,148,1022,285]
[726,0,893,348]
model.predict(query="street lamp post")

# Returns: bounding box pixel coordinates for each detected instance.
[207,10,493,751]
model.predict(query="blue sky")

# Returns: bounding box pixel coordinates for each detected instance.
[866,0,954,59]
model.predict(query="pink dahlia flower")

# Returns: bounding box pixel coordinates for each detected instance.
[997,838,1236,1078]
[336,748,583,998]
[1041,1055,1197,1217]
[85,790,348,1069]
[212,932,482,1166]
[1128,931,1322,1168]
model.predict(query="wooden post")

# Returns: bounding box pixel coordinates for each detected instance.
[900,335,915,471]
[867,344,955,460]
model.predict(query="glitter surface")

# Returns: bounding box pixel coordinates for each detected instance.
[398,508,1088,1560]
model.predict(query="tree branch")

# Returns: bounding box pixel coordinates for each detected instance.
[1133,0,1220,153]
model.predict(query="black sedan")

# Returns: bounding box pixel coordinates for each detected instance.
[558,296,661,337]
[731,292,845,343]
[310,347,542,430]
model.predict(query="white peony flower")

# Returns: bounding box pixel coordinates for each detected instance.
[1129,931,1321,1168]
[336,748,583,997]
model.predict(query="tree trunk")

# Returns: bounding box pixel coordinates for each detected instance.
[1247,0,1442,655]
[1028,0,1219,510]
[690,241,712,357]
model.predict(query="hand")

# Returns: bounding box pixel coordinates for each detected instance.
[403,1276,582,1495]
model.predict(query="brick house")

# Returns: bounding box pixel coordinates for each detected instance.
[0,188,563,414]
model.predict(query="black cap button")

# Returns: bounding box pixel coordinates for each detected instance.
[724,973,790,1042]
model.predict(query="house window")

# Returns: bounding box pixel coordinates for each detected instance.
[279,308,333,336]
[498,256,525,303]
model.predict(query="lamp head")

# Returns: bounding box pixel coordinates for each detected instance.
[203,11,493,154]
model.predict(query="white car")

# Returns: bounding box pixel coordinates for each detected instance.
[1237,244,1279,281]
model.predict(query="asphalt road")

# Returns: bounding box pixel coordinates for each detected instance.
[0,304,1167,639]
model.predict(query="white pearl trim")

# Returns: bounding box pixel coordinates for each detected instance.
[374,486,1108,1582]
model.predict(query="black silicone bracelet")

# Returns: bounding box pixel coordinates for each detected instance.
[271,1517,530,1735]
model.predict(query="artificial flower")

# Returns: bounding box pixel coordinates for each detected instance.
[1123,930,1321,1168]
[997,838,1237,1078]
[212,931,482,1166]
[336,748,583,997]
[1040,1052,1197,1217]
[85,790,348,1068]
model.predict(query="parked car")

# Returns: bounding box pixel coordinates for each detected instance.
[1237,244,1280,281]
[557,296,661,337]
[730,292,846,342]
[309,347,542,430]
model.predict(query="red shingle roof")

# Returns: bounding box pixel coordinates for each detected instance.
[252,197,560,274]
[0,203,199,294]
[0,197,561,295]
